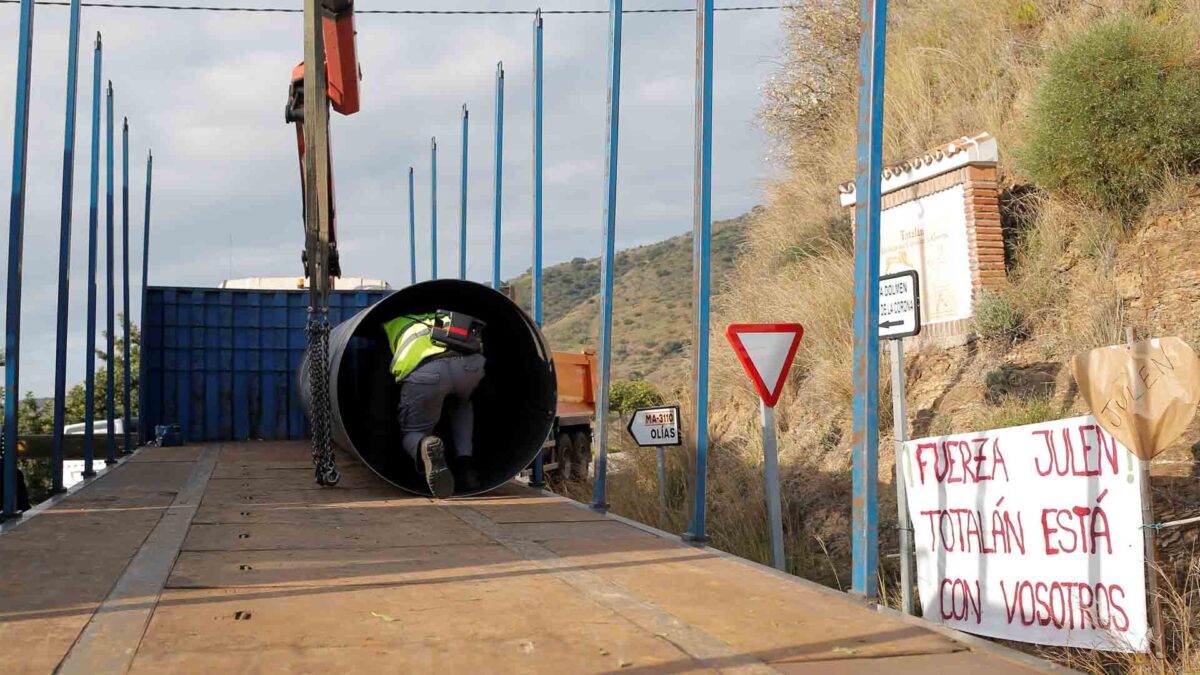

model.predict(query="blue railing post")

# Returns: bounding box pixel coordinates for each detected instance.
[590,0,623,512]
[684,0,715,543]
[121,117,132,454]
[3,0,36,518]
[138,150,152,446]
[459,104,468,280]
[83,34,102,479]
[408,167,416,285]
[492,61,504,290]
[532,10,545,327]
[850,0,889,599]
[51,0,83,494]
[105,81,116,466]
[430,137,438,280]
[529,8,546,489]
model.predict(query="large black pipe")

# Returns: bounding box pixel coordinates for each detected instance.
[301,280,557,496]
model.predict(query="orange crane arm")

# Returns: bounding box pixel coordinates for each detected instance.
[286,0,360,279]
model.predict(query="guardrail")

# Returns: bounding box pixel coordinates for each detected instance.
[15,435,131,461]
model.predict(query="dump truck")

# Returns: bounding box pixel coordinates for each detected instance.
[544,349,597,482]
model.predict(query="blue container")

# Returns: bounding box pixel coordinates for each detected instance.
[142,287,390,443]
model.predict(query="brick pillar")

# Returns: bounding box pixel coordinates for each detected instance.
[964,164,1005,301]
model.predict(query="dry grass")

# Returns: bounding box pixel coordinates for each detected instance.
[578,0,1200,670]
[1040,559,1200,673]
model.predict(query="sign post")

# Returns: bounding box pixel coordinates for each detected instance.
[626,405,681,524]
[879,269,920,614]
[725,323,804,571]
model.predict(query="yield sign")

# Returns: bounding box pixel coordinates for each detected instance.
[725,323,804,408]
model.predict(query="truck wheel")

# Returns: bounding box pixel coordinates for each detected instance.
[552,432,573,481]
[570,430,592,482]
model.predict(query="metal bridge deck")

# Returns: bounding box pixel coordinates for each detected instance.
[0,442,1057,674]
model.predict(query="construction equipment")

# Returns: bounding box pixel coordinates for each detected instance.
[286,0,360,284]
[542,350,597,481]
[289,0,361,486]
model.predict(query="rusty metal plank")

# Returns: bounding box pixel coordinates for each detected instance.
[492,519,655,542]
[465,502,611,524]
[181,520,492,552]
[167,544,529,589]
[57,445,218,674]
[208,461,325,479]
[125,446,206,462]
[205,471,382,492]
[539,530,968,665]
[132,575,695,673]
[445,504,780,674]
[191,499,442,527]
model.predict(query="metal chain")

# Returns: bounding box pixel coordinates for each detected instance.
[306,313,339,486]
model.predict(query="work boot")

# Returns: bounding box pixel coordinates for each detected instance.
[419,436,455,499]
[457,457,482,493]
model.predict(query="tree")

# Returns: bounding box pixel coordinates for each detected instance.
[19,391,53,434]
[61,318,141,426]
[609,380,666,416]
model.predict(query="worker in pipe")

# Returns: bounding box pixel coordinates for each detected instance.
[301,280,557,498]
[383,311,487,497]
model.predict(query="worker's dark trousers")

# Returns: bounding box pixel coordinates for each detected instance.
[397,353,486,463]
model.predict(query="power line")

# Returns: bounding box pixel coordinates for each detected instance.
[0,1,790,14]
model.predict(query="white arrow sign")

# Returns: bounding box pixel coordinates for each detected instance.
[879,270,921,339]
[626,406,682,448]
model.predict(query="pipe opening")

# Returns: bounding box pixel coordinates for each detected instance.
[305,280,557,496]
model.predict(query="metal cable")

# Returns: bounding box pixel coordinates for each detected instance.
[0,1,790,13]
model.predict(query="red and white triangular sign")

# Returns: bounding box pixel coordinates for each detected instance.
[725,323,804,408]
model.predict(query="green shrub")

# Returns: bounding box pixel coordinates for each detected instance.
[659,340,684,356]
[974,290,1026,343]
[609,379,665,415]
[1019,16,1200,215]
[974,394,1061,431]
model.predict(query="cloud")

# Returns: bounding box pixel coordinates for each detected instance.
[0,1,782,396]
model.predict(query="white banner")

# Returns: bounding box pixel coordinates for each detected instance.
[903,415,1149,652]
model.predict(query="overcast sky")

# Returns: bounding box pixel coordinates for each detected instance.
[0,1,783,396]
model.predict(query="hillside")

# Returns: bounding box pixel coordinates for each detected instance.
[508,213,750,388]
[573,2,1200,671]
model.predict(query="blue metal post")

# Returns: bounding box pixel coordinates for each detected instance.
[105,81,116,465]
[138,151,152,446]
[408,167,416,285]
[850,0,888,599]
[430,137,438,280]
[83,34,102,479]
[684,0,715,543]
[2,0,35,518]
[459,104,468,280]
[492,62,504,290]
[51,0,83,494]
[532,11,544,327]
[529,9,546,489]
[121,117,132,454]
[590,0,623,512]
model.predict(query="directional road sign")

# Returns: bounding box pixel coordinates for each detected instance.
[879,270,921,340]
[725,323,804,408]
[626,406,682,448]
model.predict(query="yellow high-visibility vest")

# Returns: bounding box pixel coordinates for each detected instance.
[382,313,446,382]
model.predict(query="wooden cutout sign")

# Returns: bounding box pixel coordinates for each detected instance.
[1072,337,1200,461]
